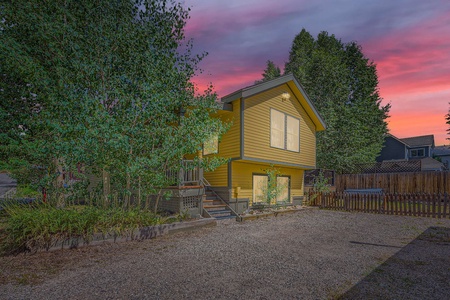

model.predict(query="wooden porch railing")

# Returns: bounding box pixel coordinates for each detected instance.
[166,160,203,187]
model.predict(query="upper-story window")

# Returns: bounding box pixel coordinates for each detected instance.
[203,134,219,155]
[270,109,300,152]
[410,148,425,158]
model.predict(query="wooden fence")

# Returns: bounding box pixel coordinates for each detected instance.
[307,192,450,219]
[335,171,450,194]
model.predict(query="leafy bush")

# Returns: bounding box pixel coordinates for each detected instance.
[0,203,164,255]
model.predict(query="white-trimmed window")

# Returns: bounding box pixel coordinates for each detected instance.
[252,174,291,204]
[253,175,268,203]
[270,109,285,149]
[410,148,425,158]
[270,109,300,152]
[203,134,219,155]
[276,176,290,203]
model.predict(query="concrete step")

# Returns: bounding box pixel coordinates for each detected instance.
[207,210,232,218]
[214,215,236,220]
[203,199,222,205]
[204,204,227,211]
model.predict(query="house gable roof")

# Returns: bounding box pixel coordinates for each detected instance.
[385,134,408,147]
[221,74,326,131]
[400,135,435,148]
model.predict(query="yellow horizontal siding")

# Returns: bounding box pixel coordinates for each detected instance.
[204,163,228,186]
[204,99,240,159]
[201,100,240,186]
[243,85,316,167]
[231,161,305,206]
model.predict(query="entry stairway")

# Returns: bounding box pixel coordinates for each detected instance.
[203,186,237,220]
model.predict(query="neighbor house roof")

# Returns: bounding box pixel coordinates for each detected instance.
[386,134,408,146]
[433,145,450,156]
[417,157,444,171]
[220,73,326,131]
[399,135,435,148]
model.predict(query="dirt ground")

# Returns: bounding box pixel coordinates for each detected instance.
[1,209,449,299]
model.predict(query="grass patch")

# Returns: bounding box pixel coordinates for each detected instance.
[0,202,181,255]
[14,184,40,198]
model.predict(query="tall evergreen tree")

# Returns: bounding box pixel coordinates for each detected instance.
[285,29,390,173]
[0,0,227,199]
[255,60,281,84]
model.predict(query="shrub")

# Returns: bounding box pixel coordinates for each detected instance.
[0,203,162,255]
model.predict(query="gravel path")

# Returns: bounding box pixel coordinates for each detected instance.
[1,209,449,299]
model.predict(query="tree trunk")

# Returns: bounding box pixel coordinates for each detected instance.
[154,188,163,213]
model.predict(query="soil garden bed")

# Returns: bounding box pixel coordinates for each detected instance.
[236,205,314,222]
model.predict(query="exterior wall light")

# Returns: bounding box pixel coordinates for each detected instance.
[281,92,291,102]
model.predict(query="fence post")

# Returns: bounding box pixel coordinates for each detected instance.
[444,192,448,219]
[198,161,203,186]
[179,161,184,188]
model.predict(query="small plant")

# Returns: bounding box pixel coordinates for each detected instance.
[257,165,288,207]
[312,171,331,193]
[177,209,190,222]
[308,170,331,205]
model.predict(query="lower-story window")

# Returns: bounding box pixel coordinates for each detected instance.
[253,175,268,203]
[252,174,290,204]
[276,176,290,203]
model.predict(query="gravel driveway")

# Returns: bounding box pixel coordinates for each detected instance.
[1,209,449,299]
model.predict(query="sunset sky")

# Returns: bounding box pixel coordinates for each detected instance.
[183,0,450,146]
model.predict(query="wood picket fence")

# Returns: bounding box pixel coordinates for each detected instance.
[335,172,450,194]
[307,192,450,219]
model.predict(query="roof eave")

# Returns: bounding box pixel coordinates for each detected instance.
[220,74,326,131]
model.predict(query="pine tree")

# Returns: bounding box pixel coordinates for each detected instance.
[255,60,281,84]
[285,29,390,173]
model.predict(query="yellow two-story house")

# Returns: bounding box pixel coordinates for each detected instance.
[203,74,326,213]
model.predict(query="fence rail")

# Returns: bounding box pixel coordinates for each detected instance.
[344,160,421,174]
[307,192,450,219]
[335,171,450,193]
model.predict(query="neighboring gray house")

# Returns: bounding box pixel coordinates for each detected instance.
[432,145,450,170]
[377,134,435,161]
[376,134,444,171]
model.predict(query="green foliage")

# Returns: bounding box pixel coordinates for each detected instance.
[13,185,40,199]
[311,170,331,194]
[282,29,390,173]
[0,0,228,200]
[255,60,281,84]
[259,165,287,207]
[0,202,175,255]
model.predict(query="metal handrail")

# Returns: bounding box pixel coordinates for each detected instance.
[201,178,238,217]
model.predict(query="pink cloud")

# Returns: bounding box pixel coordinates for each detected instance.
[365,11,450,97]
[362,11,450,145]
[193,70,262,97]
[388,111,448,146]
[186,1,450,146]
